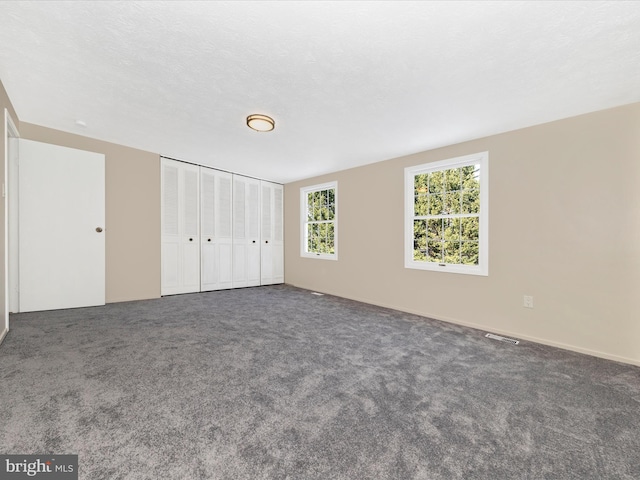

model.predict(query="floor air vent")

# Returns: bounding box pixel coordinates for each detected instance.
[485,333,520,345]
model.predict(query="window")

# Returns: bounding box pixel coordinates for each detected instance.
[405,152,488,275]
[301,182,337,259]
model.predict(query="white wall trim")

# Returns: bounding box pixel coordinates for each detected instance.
[3,108,19,340]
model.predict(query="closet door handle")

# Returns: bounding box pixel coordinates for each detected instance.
[189,238,193,242]
[207,238,211,242]
[265,240,269,244]
[252,240,256,244]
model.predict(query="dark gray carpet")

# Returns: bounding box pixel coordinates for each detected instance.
[1,285,639,479]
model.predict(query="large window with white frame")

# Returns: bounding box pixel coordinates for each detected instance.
[300,181,337,260]
[405,152,488,275]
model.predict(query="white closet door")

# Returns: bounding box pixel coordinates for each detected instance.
[232,175,260,288]
[261,181,284,285]
[161,158,200,295]
[217,173,234,289]
[232,176,247,287]
[18,139,105,312]
[272,183,284,283]
[201,168,233,291]
[247,179,261,286]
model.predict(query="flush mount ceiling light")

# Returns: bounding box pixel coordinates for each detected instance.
[246,114,275,132]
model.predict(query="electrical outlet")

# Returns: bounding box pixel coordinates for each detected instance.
[523,295,534,309]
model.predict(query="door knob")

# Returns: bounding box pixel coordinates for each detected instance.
[95,227,103,233]
[189,238,193,242]
[207,239,211,242]
[265,240,269,244]
[252,240,256,244]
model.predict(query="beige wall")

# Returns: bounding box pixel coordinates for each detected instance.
[1,79,19,325]
[19,123,161,303]
[285,103,640,366]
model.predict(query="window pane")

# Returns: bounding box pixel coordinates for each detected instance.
[413,220,427,261]
[428,171,444,194]
[444,241,461,264]
[414,219,427,244]
[327,204,336,220]
[461,164,480,189]
[429,193,444,215]
[445,191,461,214]
[414,195,428,216]
[414,174,428,195]
[307,224,315,252]
[427,218,442,240]
[327,189,336,220]
[427,241,442,263]
[306,193,314,221]
[318,223,326,252]
[326,205,334,220]
[461,241,479,265]
[327,223,335,254]
[328,189,335,205]
[444,218,460,241]
[318,223,331,253]
[461,190,480,214]
[460,217,479,241]
[445,168,461,191]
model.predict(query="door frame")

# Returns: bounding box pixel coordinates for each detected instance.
[2,108,19,343]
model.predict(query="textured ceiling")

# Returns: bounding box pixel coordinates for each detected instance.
[1,1,639,183]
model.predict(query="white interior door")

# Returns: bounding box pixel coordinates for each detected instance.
[18,139,105,312]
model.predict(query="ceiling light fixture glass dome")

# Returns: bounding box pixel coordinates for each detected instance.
[246,114,275,132]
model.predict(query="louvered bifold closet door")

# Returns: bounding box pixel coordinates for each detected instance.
[246,179,261,286]
[261,181,284,285]
[272,184,284,283]
[200,167,233,291]
[161,158,200,295]
[232,174,261,288]
[232,176,247,287]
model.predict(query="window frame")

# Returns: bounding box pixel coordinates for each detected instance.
[404,152,488,276]
[300,181,338,260]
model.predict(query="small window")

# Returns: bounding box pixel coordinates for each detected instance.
[300,182,337,260]
[405,152,488,275]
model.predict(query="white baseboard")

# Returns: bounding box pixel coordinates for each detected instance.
[289,283,640,368]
